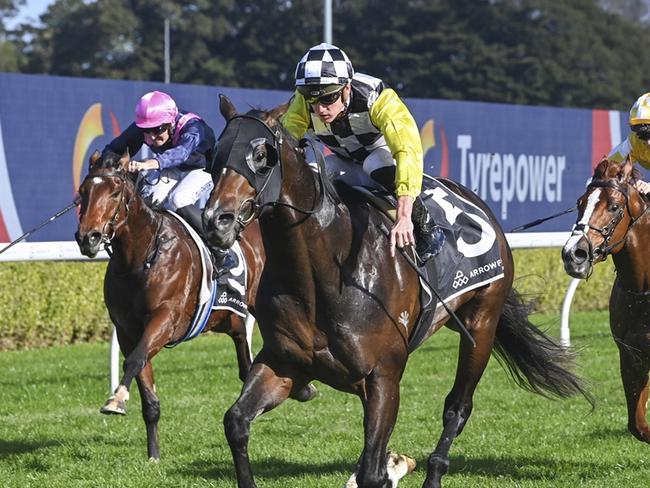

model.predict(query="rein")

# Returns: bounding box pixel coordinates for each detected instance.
[93,172,132,254]
[84,170,161,263]
[254,138,337,214]
[577,179,649,266]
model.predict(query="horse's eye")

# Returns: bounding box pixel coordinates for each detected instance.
[609,203,620,213]
[253,146,267,165]
[246,138,269,172]
[110,189,121,198]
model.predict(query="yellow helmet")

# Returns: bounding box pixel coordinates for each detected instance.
[629,93,650,125]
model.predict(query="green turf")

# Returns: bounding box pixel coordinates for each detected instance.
[0,311,645,487]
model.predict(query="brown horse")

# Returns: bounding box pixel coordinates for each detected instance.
[203,95,592,488]
[562,156,650,443]
[74,150,265,460]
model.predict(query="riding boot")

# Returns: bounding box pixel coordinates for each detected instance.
[411,196,445,264]
[175,204,204,236]
[176,204,235,273]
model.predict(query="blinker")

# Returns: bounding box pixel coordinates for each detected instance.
[209,114,284,210]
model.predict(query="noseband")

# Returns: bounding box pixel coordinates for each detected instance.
[575,179,648,264]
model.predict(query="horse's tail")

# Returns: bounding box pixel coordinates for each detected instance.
[493,288,594,408]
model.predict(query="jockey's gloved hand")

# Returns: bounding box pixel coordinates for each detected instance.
[210,246,236,274]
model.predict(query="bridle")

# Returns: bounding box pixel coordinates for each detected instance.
[575,179,649,265]
[83,171,132,249]
[217,114,338,234]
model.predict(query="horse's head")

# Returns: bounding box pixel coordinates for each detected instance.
[203,95,291,250]
[75,150,134,257]
[562,157,647,278]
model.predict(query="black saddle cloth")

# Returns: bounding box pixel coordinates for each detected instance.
[348,176,505,352]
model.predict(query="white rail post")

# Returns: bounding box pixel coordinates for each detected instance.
[109,327,119,393]
[560,278,581,347]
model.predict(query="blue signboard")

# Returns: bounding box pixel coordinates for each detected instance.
[0,72,627,242]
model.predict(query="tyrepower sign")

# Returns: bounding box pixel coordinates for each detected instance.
[0,73,625,241]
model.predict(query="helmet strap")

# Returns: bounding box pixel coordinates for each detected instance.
[334,83,351,121]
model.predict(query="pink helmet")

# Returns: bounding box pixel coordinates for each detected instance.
[134,91,178,128]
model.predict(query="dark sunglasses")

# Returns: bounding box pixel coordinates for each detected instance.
[304,88,344,106]
[142,123,170,136]
[635,131,650,141]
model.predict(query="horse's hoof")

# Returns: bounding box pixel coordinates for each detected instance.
[149,457,160,463]
[387,451,416,484]
[387,451,416,474]
[344,472,358,488]
[344,453,416,488]
[292,383,318,402]
[630,428,650,444]
[100,397,127,415]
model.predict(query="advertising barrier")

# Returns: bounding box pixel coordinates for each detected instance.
[0,72,631,243]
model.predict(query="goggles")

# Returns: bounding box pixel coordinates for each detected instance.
[142,123,170,136]
[302,86,345,106]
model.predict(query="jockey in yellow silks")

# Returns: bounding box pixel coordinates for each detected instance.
[281,43,444,262]
[608,92,650,194]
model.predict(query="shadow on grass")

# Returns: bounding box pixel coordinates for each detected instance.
[176,456,356,481]
[441,452,643,481]
[0,439,61,458]
[179,450,646,484]
[586,426,630,440]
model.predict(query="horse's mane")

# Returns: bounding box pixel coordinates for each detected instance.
[90,150,138,185]
[96,150,124,171]
[592,158,643,184]
[246,107,302,152]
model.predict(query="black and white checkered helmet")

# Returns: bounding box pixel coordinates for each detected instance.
[294,43,354,87]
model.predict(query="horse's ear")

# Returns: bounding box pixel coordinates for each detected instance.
[219,94,237,121]
[118,149,130,172]
[618,155,635,182]
[593,157,609,179]
[89,150,101,169]
[268,101,290,121]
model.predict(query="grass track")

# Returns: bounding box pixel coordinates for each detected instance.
[0,311,647,487]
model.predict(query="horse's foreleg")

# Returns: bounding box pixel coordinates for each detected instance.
[353,369,405,488]
[223,356,297,488]
[101,315,172,416]
[135,362,161,460]
[222,313,254,382]
[617,344,650,443]
[424,323,495,488]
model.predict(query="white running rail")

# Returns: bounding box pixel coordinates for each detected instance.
[1,232,579,393]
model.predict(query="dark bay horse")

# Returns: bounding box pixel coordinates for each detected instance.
[75,150,265,460]
[203,95,592,488]
[562,157,650,443]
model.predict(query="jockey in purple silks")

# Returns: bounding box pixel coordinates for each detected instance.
[103,90,216,234]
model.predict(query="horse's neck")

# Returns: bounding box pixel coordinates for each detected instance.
[110,195,161,271]
[613,212,650,291]
[261,156,348,290]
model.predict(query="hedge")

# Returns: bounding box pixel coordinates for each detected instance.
[0,248,616,351]
[0,261,112,351]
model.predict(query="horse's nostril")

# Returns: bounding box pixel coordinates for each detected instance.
[573,247,588,264]
[88,231,102,246]
[216,213,235,231]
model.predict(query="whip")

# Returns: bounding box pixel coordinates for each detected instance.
[0,200,78,255]
[509,206,576,233]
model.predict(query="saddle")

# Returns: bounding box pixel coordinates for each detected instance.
[350,176,505,352]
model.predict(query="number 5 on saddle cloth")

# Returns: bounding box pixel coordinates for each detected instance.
[352,175,505,351]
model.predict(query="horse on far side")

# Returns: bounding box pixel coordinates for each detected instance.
[75,150,265,460]
[202,95,593,488]
[563,156,650,443]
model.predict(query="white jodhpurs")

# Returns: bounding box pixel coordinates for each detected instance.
[318,146,396,189]
[140,167,214,210]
